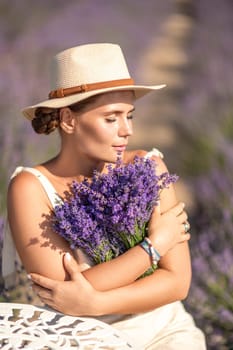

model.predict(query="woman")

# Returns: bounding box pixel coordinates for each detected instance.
[6,43,206,349]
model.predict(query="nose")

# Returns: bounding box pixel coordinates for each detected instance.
[118,118,133,137]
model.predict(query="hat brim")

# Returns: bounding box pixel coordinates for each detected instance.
[22,84,166,120]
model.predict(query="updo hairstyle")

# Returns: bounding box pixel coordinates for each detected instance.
[32,95,100,135]
[32,107,60,134]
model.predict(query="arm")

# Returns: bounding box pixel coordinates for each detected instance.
[83,155,191,296]
[6,171,161,286]
[29,157,192,315]
[7,171,74,281]
[8,160,188,290]
[8,171,152,283]
[91,157,192,313]
[32,205,191,316]
[98,158,192,314]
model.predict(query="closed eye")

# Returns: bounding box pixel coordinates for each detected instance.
[105,118,117,123]
[106,115,133,123]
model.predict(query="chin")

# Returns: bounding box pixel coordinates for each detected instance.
[104,157,117,164]
[98,150,124,164]
[104,155,119,165]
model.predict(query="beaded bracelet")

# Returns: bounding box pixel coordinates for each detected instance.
[139,237,161,267]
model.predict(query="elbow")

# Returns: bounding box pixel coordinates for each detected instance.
[178,285,190,301]
[169,267,191,301]
[175,273,192,301]
[174,284,190,302]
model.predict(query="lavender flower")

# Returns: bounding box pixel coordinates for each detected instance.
[185,163,233,348]
[53,156,178,268]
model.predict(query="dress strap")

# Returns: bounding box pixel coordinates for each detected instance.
[12,166,63,209]
[144,148,164,159]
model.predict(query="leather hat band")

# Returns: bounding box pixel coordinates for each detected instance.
[49,78,134,99]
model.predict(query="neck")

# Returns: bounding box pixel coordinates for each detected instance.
[43,150,107,179]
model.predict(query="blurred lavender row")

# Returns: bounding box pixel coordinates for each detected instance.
[179,0,233,348]
[186,163,233,349]
[0,1,233,348]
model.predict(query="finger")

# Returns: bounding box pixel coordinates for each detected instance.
[170,202,185,216]
[150,203,161,219]
[63,252,81,280]
[30,273,56,290]
[177,211,188,223]
[37,296,58,310]
[182,232,191,241]
[156,200,161,213]
[181,221,190,233]
[39,299,65,315]
[32,284,53,300]
[41,300,60,312]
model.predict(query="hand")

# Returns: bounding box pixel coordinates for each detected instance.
[30,253,100,316]
[148,202,190,256]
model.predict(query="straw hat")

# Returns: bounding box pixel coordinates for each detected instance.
[22,43,165,120]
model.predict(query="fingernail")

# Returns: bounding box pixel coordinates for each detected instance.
[27,274,32,280]
[65,252,71,260]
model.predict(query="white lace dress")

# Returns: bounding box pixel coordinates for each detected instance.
[2,149,206,349]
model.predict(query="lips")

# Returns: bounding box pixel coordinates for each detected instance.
[112,145,126,152]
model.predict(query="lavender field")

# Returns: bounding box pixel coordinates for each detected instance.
[1,1,233,348]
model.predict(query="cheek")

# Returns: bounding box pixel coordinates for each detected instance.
[78,123,114,145]
[94,126,116,145]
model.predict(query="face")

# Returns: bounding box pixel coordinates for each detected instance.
[72,91,135,164]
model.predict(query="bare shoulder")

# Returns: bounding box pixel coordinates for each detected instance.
[9,170,38,193]
[7,170,47,206]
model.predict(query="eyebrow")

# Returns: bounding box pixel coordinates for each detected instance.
[128,107,135,113]
[103,107,135,115]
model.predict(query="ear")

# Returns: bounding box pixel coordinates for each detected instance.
[59,108,76,134]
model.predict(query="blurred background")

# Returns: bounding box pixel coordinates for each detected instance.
[0,0,233,348]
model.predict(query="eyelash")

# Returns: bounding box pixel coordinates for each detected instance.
[105,115,134,123]
[127,114,134,120]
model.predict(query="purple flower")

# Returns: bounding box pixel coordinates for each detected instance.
[53,156,178,267]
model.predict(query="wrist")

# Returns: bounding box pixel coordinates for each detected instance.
[91,290,110,316]
[139,238,161,267]
[148,233,166,256]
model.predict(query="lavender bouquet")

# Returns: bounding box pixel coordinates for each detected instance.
[53,156,178,270]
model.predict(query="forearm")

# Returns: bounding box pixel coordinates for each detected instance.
[82,244,152,290]
[91,270,181,316]
[80,205,189,291]
[79,203,189,291]
[29,234,191,317]
[95,262,189,316]
[90,241,192,316]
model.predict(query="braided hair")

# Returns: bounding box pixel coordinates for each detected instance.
[32,107,60,134]
[32,95,101,135]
